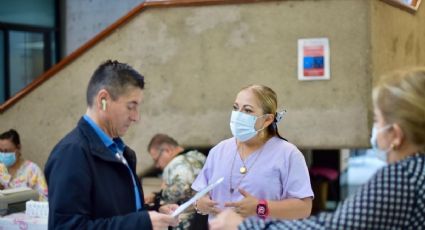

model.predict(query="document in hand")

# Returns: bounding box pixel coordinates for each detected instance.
[171,177,224,217]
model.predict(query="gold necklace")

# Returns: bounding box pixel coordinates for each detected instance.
[238,145,259,174]
[239,145,248,174]
[229,145,263,194]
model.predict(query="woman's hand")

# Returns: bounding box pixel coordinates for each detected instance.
[0,163,11,188]
[0,163,8,174]
[195,195,221,215]
[210,209,243,230]
[224,188,258,218]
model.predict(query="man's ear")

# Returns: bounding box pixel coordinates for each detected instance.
[97,89,109,111]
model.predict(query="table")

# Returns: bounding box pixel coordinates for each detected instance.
[0,212,47,230]
[142,177,162,195]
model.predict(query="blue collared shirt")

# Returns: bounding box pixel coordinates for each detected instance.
[83,115,142,211]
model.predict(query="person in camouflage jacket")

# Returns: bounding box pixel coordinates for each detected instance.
[148,134,206,230]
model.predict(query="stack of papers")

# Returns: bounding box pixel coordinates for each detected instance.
[25,200,49,218]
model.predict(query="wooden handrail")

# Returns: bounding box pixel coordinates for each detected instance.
[0,0,270,113]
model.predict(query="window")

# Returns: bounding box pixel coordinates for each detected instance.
[0,0,60,103]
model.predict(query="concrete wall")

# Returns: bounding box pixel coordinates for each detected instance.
[3,0,420,173]
[61,0,144,55]
[371,0,425,80]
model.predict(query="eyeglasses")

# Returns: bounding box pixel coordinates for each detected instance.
[151,148,166,163]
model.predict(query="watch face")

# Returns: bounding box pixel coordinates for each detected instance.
[257,204,267,216]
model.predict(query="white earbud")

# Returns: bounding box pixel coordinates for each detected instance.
[101,99,107,111]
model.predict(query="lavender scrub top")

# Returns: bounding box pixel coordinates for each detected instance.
[191,136,314,212]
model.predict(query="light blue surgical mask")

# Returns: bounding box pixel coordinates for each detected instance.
[230,111,267,142]
[0,152,17,167]
[370,124,392,162]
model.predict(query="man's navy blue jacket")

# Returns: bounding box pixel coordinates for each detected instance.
[45,118,152,229]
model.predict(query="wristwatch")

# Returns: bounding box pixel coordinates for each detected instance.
[256,199,269,219]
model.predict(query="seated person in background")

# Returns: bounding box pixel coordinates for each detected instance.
[0,129,48,201]
[147,134,207,230]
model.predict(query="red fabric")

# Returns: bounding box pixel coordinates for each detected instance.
[310,167,339,181]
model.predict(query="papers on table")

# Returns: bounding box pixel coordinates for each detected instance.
[0,187,31,195]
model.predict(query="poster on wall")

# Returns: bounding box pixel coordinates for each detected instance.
[381,0,422,13]
[298,38,330,81]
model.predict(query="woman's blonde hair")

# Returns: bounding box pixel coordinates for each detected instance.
[241,85,285,140]
[373,68,425,151]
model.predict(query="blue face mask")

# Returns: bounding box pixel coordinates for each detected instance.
[0,152,17,167]
[230,111,266,142]
[370,124,392,162]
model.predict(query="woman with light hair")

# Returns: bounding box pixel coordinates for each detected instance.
[210,68,425,229]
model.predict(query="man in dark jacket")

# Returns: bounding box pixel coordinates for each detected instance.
[45,60,178,229]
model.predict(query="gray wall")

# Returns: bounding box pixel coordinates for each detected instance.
[371,1,425,80]
[61,0,144,55]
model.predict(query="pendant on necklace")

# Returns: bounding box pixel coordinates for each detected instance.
[240,166,247,174]
[230,188,234,193]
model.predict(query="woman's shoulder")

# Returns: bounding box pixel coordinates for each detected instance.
[383,153,424,171]
[360,153,425,209]
[21,160,43,172]
[202,137,236,162]
[210,137,236,152]
[375,153,425,184]
[397,153,424,178]
[267,137,301,155]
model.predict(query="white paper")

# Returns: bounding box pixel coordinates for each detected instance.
[298,38,330,81]
[171,177,224,217]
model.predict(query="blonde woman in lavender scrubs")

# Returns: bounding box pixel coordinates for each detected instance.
[191,85,313,220]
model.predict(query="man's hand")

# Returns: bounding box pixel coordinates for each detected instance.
[210,209,243,230]
[159,203,179,215]
[224,188,258,217]
[144,193,156,204]
[148,211,179,230]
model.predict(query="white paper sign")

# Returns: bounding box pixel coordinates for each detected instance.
[298,38,330,81]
